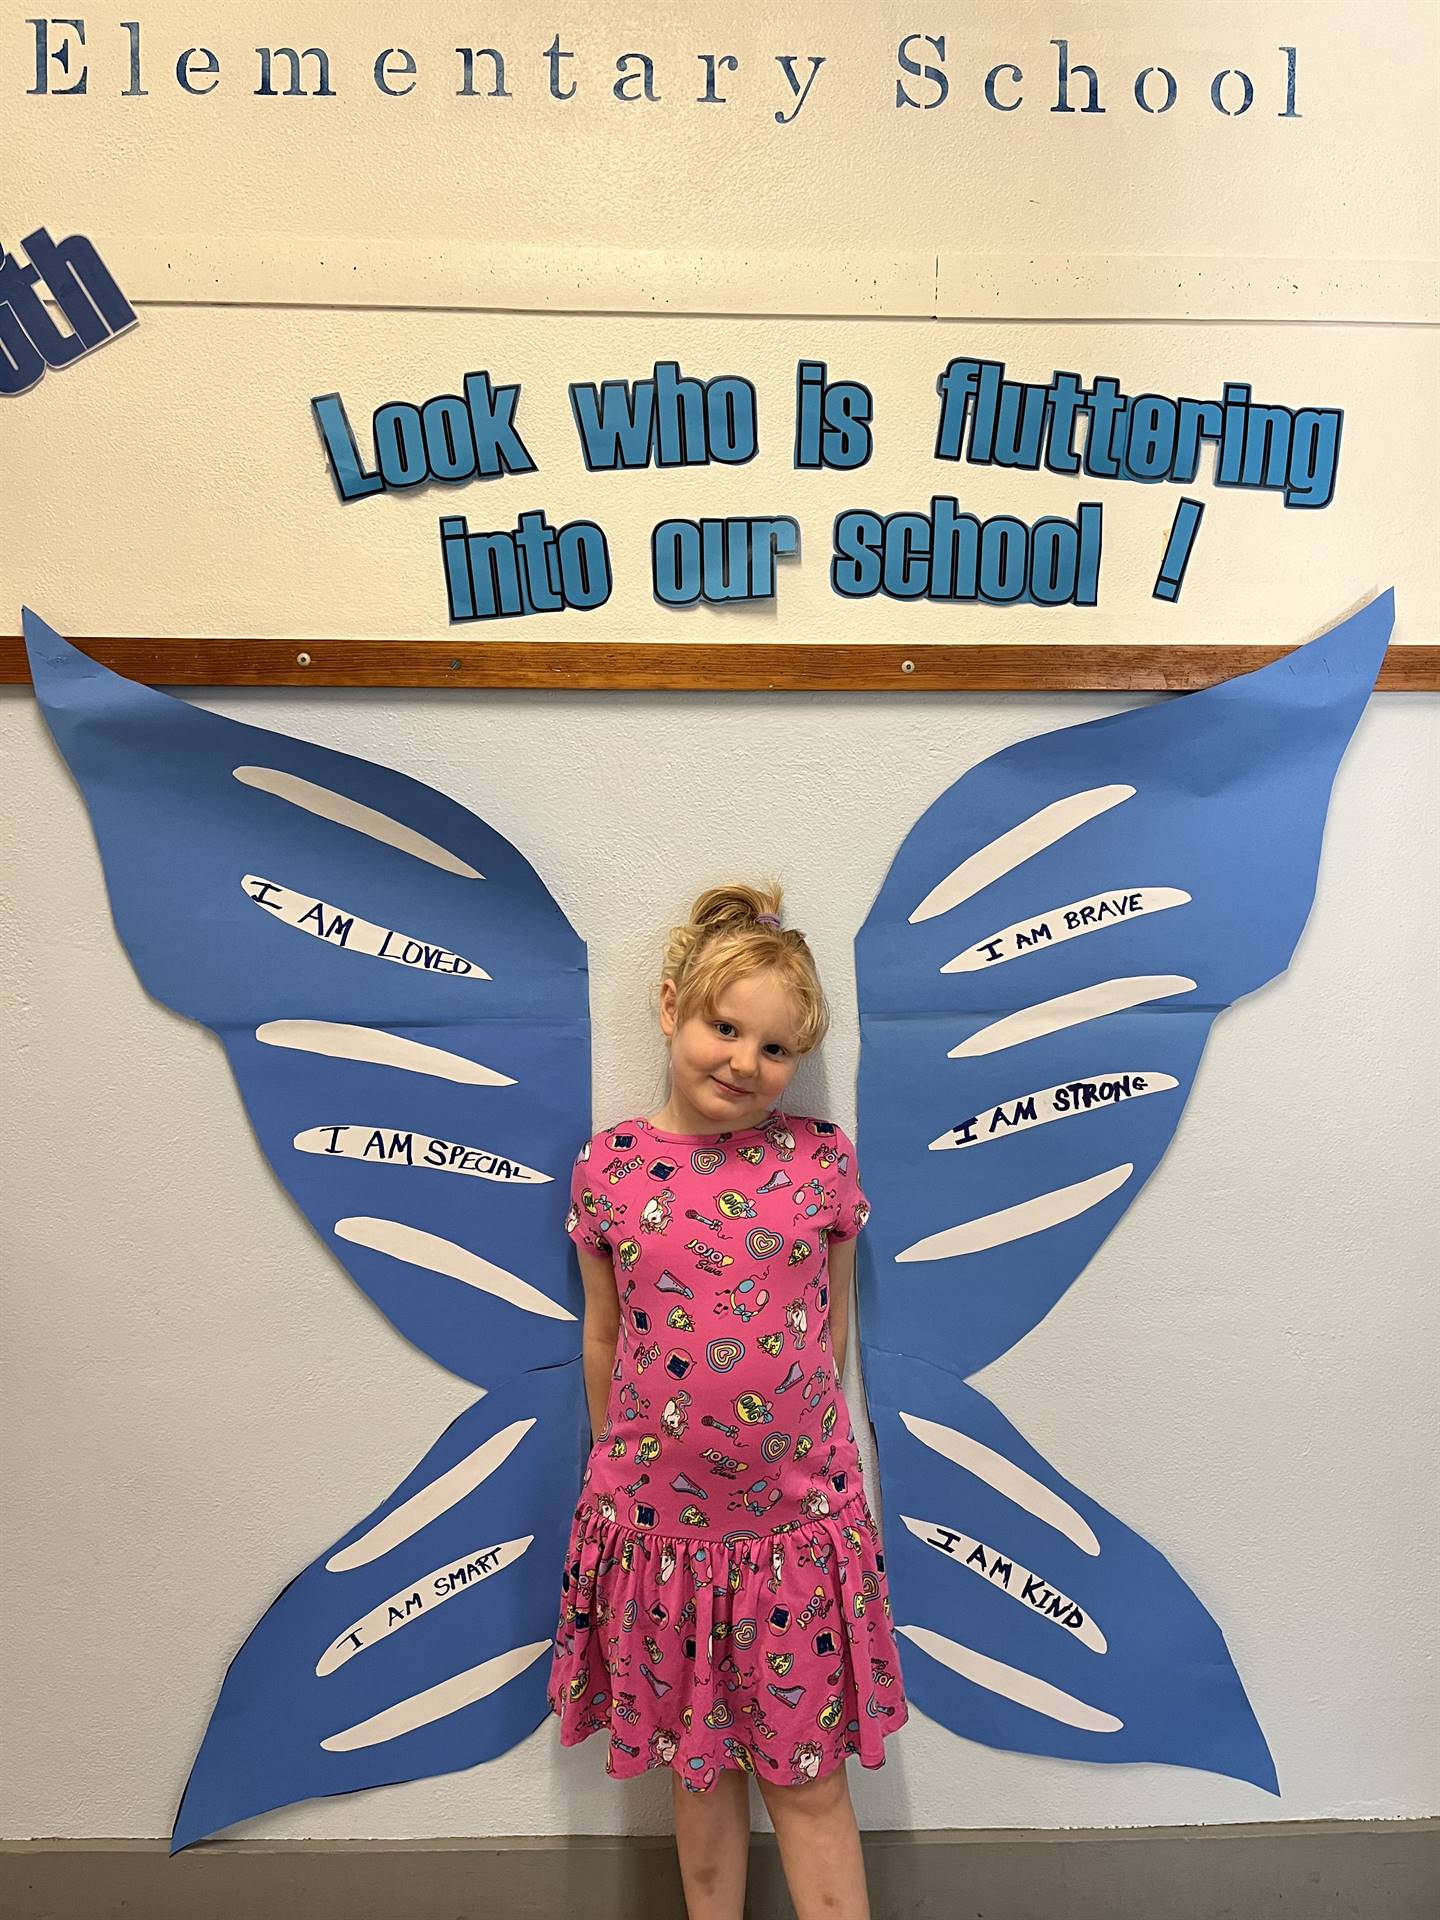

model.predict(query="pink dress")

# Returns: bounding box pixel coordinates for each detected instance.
[547,1109,909,1790]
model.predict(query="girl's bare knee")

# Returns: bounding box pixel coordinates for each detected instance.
[758,1764,850,1816]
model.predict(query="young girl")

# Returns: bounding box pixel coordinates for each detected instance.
[548,882,908,1920]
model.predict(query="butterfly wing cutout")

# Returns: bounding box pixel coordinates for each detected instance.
[854,590,1394,1794]
[23,609,589,1849]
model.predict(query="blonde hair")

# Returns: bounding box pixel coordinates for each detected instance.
[658,879,830,1056]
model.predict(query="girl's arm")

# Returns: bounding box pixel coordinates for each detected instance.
[577,1244,621,1441]
[827,1233,856,1383]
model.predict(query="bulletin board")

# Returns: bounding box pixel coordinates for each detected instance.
[2,3,1436,688]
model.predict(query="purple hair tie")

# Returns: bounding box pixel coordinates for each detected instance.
[755,912,782,930]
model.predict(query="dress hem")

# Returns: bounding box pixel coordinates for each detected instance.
[549,1696,910,1790]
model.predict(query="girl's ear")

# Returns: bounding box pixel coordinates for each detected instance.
[657,977,676,1037]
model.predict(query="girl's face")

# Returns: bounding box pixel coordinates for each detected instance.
[658,969,804,1135]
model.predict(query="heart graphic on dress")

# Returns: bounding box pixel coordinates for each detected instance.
[746,1227,784,1260]
[692,1149,725,1175]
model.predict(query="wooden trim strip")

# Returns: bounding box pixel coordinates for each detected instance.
[1,638,1435,692]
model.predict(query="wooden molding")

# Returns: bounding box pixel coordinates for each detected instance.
[1,636,1435,692]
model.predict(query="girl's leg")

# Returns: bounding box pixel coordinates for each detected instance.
[671,1764,751,1920]
[755,1763,871,1920]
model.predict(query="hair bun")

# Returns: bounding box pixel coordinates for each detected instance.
[690,883,783,933]
[656,879,828,1057]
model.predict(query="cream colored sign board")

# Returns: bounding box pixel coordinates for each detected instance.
[2,2,1435,644]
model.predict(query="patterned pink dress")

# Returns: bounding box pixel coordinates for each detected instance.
[547,1109,909,1790]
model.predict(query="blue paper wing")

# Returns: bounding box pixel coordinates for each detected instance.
[170,1365,587,1852]
[24,609,587,1389]
[23,610,590,1846]
[854,591,1393,1792]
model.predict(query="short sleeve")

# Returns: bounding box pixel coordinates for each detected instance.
[565,1138,615,1257]
[825,1124,871,1241]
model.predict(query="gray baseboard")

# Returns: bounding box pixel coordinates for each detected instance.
[3,1820,1437,1920]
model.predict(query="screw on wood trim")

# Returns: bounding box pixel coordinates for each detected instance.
[296,652,311,667]
[900,659,916,673]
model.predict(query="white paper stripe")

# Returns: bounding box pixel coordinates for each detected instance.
[896,1164,1131,1262]
[295,1126,550,1185]
[900,1514,1106,1653]
[949,975,1197,1056]
[320,1640,553,1751]
[255,1019,516,1085]
[318,1536,534,1674]
[334,1218,577,1321]
[943,888,1190,972]
[326,1419,534,1572]
[898,1624,1123,1732]
[910,787,1134,923]
[233,766,482,877]
[898,1412,1100,1555]
[242,875,490,979]
[931,1073,1177,1150]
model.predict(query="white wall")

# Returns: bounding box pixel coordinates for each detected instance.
[4,0,1436,1846]
[2,681,1436,1838]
